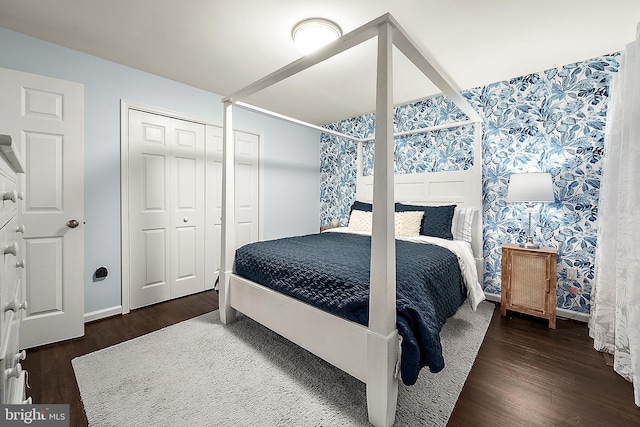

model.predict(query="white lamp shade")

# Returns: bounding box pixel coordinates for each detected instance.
[506,172,555,203]
[292,18,342,55]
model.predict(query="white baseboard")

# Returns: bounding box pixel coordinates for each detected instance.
[483,292,501,303]
[84,305,123,323]
[555,308,590,323]
[483,292,589,323]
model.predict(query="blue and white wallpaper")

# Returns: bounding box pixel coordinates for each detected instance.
[319,54,620,314]
[361,124,475,176]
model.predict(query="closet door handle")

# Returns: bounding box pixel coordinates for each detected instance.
[15,224,25,233]
[67,219,79,228]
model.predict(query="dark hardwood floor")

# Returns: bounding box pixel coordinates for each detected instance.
[22,292,639,426]
[449,308,640,427]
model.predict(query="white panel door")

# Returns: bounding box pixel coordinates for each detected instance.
[0,67,85,349]
[234,131,259,248]
[204,125,223,290]
[205,127,259,288]
[129,110,205,309]
[170,121,205,299]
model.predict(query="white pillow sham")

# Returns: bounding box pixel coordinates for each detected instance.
[347,210,423,237]
[347,209,372,233]
[394,211,423,237]
[451,207,475,243]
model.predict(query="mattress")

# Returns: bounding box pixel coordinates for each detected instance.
[233,231,467,385]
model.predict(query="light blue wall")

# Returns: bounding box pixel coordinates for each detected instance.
[0,28,321,315]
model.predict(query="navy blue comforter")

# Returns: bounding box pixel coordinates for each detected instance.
[234,232,466,385]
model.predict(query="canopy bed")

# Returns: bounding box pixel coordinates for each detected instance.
[219,13,484,427]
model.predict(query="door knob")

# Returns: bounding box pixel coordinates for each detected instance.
[67,219,79,228]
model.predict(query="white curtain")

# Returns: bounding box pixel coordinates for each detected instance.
[589,33,640,407]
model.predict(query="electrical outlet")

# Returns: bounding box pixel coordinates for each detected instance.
[566,267,578,280]
[94,266,108,281]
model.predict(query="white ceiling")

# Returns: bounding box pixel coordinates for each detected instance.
[1,0,639,125]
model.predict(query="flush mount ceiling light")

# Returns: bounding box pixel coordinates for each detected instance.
[291,18,342,55]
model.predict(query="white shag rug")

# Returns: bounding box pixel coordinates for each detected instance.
[73,301,494,426]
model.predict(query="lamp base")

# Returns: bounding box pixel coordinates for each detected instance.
[519,236,539,249]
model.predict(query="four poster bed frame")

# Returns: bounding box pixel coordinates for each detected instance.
[219,13,483,427]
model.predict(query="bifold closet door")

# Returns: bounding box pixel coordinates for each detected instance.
[234,131,259,248]
[205,127,260,289]
[129,110,205,309]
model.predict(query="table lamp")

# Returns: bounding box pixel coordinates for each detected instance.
[506,172,555,249]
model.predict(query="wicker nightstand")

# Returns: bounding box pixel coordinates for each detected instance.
[501,243,558,329]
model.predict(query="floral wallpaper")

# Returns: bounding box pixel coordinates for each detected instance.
[361,124,475,176]
[319,53,620,314]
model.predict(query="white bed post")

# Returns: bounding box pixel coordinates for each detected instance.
[367,21,399,427]
[220,100,237,324]
[472,121,484,276]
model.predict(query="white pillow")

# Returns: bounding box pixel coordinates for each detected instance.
[394,211,423,237]
[451,207,475,243]
[348,210,423,237]
[348,209,372,232]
